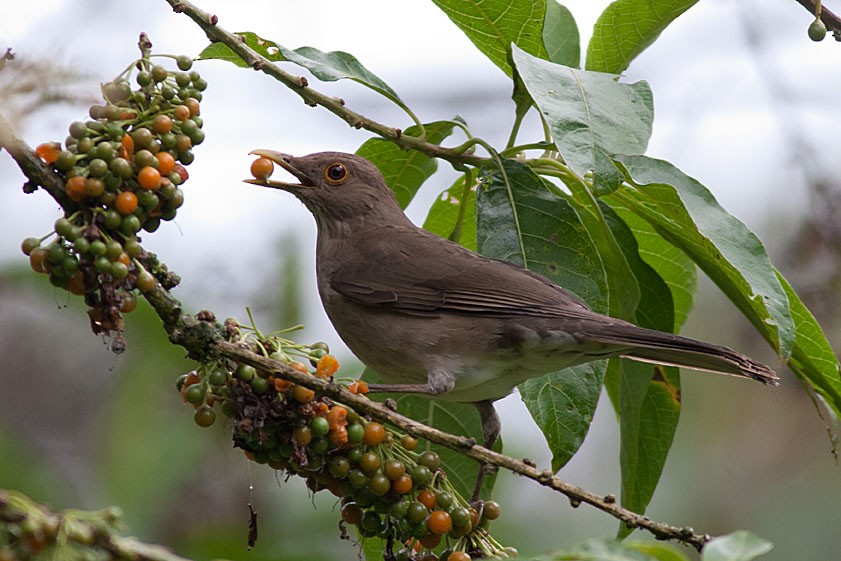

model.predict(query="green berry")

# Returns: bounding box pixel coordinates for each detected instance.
[411,465,432,487]
[236,364,256,381]
[808,18,827,41]
[176,55,193,71]
[110,261,129,280]
[250,376,269,395]
[310,416,330,438]
[347,422,365,444]
[73,237,90,255]
[21,237,40,256]
[102,209,122,230]
[407,501,428,524]
[194,405,216,427]
[120,215,142,235]
[208,369,228,386]
[418,451,440,471]
[185,383,205,404]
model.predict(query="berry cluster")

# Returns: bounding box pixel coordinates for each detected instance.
[178,324,515,560]
[24,52,205,348]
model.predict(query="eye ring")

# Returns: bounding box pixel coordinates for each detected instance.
[324,163,349,184]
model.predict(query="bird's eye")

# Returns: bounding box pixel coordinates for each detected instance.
[324,163,348,184]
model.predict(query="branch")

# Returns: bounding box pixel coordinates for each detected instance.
[0,105,710,553]
[793,0,841,36]
[163,0,489,169]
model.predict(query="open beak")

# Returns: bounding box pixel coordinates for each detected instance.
[244,150,315,189]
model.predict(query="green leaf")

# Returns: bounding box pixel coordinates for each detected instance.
[543,0,581,66]
[423,173,478,250]
[610,154,795,360]
[610,204,697,331]
[539,538,662,560]
[701,531,773,561]
[519,363,605,472]
[430,0,548,77]
[360,370,498,499]
[362,535,386,561]
[777,272,841,425]
[511,45,653,193]
[477,160,607,467]
[199,31,403,105]
[627,540,693,561]
[586,0,699,74]
[356,121,456,208]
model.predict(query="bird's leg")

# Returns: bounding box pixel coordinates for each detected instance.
[367,369,455,396]
[470,400,501,503]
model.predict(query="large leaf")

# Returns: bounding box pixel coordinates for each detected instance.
[701,531,773,561]
[423,173,478,250]
[610,155,796,360]
[511,45,653,193]
[360,370,498,499]
[356,121,455,209]
[431,0,547,77]
[543,0,581,67]
[199,32,404,106]
[586,0,699,74]
[476,160,606,468]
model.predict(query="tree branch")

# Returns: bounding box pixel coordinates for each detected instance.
[793,0,841,36]
[0,87,710,553]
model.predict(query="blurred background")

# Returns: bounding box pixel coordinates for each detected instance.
[1,1,839,560]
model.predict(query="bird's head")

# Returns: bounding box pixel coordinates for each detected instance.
[245,151,406,232]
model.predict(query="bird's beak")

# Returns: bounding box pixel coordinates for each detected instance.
[244,150,315,189]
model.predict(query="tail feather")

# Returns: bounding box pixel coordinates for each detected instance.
[584,325,779,386]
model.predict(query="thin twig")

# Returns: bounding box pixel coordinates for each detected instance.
[164,0,489,168]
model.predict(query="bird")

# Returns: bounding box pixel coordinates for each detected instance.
[246,150,778,495]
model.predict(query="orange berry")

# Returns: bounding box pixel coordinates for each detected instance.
[349,380,369,395]
[121,293,138,313]
[314,402,329,415]
[156,151,176,175]
[173,105,190,121]
[316,354,339,378]
[292,384,315,403]
[121,133,134,159]
[272,377,292,392]
[36,142,60,164]
[393,474,413,494]
[29,248,48,273]
[363,422,386,446]
[184,97,200,116]
[243,450,255,461]
[327,405,348,429]
[329,425,348,446]
[448,552,471,561]
[65,176,87,202]
[117,252,131,266]
[427,510,452,535]
[138,166,161,191]
[152,114,173,134]
[289,361,309,374]
[417,489,437,510]
[250,157,274,180]
[115,191,138,215]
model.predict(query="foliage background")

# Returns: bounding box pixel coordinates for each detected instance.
[1,1,840,560]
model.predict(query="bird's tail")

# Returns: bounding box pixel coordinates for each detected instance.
[584,325,779,385]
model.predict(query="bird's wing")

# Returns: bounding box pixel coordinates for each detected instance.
[329,227,595,319]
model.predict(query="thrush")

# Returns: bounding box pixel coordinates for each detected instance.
[246,150,778,490]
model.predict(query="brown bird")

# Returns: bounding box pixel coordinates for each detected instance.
[247,150,778,492]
